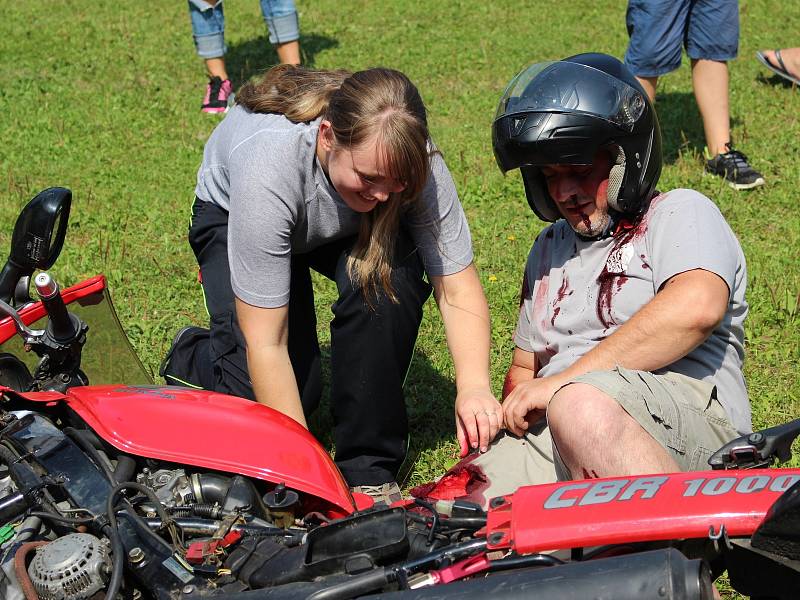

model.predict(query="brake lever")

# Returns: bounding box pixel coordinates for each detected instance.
[708,418,800,469]
[0,297,44,343]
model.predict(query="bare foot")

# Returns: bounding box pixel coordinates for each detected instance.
[759,47,800,81]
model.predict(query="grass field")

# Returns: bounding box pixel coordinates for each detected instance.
[1,0,799,579]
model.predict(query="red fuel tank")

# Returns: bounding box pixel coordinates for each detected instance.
[64,384,358,517]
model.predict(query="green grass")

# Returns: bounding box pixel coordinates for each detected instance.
[0,3,798,594]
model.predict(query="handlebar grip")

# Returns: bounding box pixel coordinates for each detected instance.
[34,272,76,341]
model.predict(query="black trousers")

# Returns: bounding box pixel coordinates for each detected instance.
[165,199,432,486]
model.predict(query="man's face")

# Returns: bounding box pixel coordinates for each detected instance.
[541,150,612,237]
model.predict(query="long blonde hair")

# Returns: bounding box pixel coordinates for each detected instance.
[237,65,431,303]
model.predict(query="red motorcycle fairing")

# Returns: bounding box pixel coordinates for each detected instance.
[486,468,800,553]
[5,384,359,517]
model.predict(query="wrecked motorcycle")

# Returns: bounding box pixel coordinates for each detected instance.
[0,187,798,599]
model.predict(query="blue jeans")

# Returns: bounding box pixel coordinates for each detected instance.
[624,0,739,77]
[188,0,300,59]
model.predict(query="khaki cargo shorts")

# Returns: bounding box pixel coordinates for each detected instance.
[470,367,740,502]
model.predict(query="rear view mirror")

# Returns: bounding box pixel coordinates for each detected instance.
[0,187,72,304]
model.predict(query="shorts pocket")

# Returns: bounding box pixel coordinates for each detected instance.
[688,445,715,471]
[640,373,684,454]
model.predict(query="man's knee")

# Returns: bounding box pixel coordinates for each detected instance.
[548,382,626,444]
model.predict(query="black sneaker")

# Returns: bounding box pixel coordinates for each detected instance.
[705,144,766,190]
[160,326,208,388]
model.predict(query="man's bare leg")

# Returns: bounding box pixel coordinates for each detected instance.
[547,383,680,478]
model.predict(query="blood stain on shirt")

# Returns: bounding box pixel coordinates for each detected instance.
[550,275,571,326]
[534,230,554,330]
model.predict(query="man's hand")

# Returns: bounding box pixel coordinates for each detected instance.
[502,376,565,436]
[455,387,502,457]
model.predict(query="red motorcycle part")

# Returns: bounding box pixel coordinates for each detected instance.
[65,384,359,517]
[3,383,361,517]
[186,530,243,564]
[5,383,360,517]
[0,275,106,343]
[485,468,800,553]
[431,553,490,584]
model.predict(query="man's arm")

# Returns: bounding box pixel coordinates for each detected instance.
[503,268,730,435]
[431,264,501,456]
[502,347,537,399]
[235,298,308,428]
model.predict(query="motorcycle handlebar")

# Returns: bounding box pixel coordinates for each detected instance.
[34,272,78,342]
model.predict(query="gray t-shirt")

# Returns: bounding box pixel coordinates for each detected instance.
[514,190,750,433]
[195,105,474,307]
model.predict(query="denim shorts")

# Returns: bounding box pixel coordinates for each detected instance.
[188,0,300,59]
[624,0,739,77]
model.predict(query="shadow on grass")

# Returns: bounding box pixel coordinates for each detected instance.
[654,91,743,164]
[225,32,339,87]
[307,343,457,486]
[654,91,704,164]
[756,72,800,90]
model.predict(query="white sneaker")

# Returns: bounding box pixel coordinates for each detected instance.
[351,481,403,506]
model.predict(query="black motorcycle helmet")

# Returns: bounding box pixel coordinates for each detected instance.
[492,53,662,222]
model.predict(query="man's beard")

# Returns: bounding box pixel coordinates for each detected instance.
[570,208,611,239]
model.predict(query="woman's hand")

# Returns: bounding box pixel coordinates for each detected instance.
[455,387,502,456]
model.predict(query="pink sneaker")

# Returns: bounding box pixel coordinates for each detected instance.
[201,77,233,114]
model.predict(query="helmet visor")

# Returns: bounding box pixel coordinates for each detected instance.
[495,61,646,132]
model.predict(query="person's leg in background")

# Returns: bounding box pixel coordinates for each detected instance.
[691,59,732,158]
[187,0,302,113]
[689,0,765,189]
[259,0,302,65]
[187,0,233,113]
[624,0,689,103]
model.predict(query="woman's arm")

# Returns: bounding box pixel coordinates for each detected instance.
[431,264,501,456]
[235,298,307,428]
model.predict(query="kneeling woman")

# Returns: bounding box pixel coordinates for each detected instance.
[165,65,500,499]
